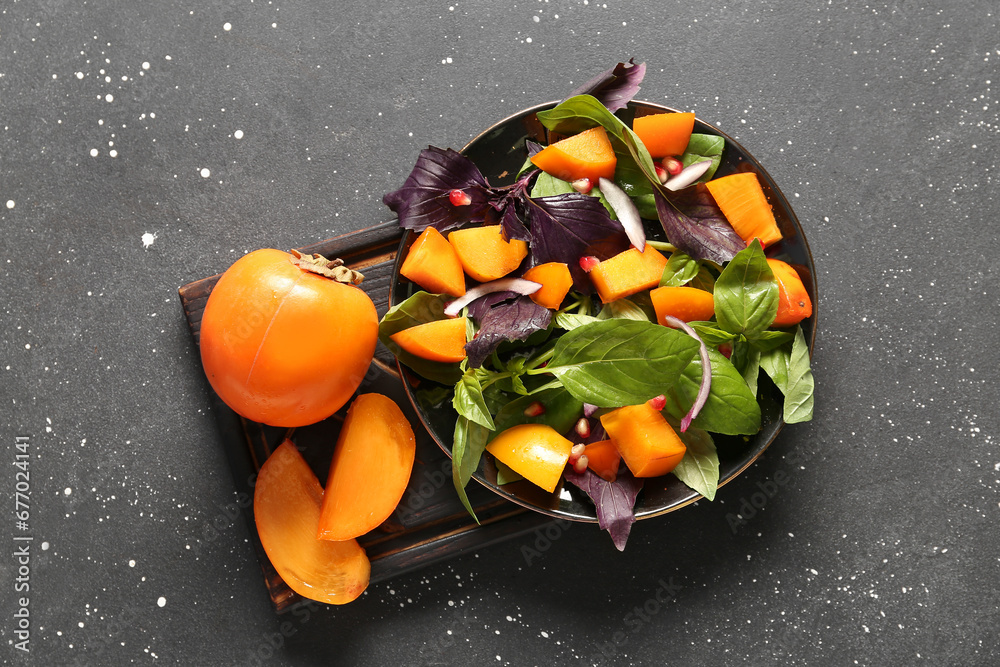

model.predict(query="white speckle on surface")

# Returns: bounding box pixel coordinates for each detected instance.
[90,148,99,157]
[157,597,166,607]
[234,129,244,140]
[129,559,136,567]
[64,487,72,495]
[6,200,14,209]
[142,61,150,70]
[109,150,118,158]
[24,344,31,350]
[223,22,232,31]
[41,542,49,551]
[105,94,114,103]
[75,71,84,79]
[200,168,211,178]
[141,232,157,249]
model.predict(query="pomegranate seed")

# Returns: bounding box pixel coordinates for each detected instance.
[579,256,600,273]
[718,343,733,359]
[654,164,669,184]
[569,443,587,464]
[572,455,589,474]
[574,417,591,439]
[448,189,472,206]
[571,178,593,194]
[647,394,666,411]
[523,401,545,417]
[662,156,684,176]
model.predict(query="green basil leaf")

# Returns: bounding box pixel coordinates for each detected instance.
[688,322,737,346]
[759,326,814,423]
[531,172,616,216]
[453,371,496,430]
[597,298,649,322]
[666,416,719,501]
[749,329,795,353]
[633,193,658,220]
[681,134,725,182]
[731,339,761,396]
[689,265,717,293]
[378,291,463,385]
[495,459,524,485]
[491,387,583,437]
[545,319,700,407]
[451,416,490,523]
[713,240,778,339]
[554,311,602,331]
[666,348,761,435]
[660,252,700,287]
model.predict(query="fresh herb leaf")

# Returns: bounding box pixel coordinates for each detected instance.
[667,417,719,501]
[749,329,795,352]
[465,296,553,369]
[563,467,644,550]
[383,146,493,232]
[543,320,700,407]
[687,322,736,347]
[681,134,725,181]
[530,172,616,217]
[730,338,761,396]
[666,347,761,435]
[378,291,463,385]
[597,298,649,322]
[654,186,746,265]
[564,58,646,113]
[491,386,583,436]
[659,252,700,287]
[713,240,779,339]
[453,370,496,430]
[553,311,602,331]
[495,459,524,485]
[759,325,814,423]
[524,193,630,292]
[690,264,717,293]
[451,415,490,523]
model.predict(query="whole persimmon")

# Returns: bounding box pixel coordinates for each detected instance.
[199,249,377,427]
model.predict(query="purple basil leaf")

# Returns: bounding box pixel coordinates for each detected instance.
[525,193,630,292]
[465,290,518,321]
[383,146,493,233]
[465,296,552,368]
[655,185,746,265]
[564,467,644,551]
[525,139,545,158]
[565,59,647,113]
[498,198,531,242]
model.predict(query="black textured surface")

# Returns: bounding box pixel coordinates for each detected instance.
[2,2,999,666]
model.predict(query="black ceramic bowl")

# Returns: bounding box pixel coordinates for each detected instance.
[389,100,816,522]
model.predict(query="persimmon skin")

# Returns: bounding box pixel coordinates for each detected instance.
[400,227,467,297]
[200,249,378,428]
[254,440,370,605]
[317,394,416,541]
[486,424,573,493]
[767,258,813,327]
[650,285,716,324]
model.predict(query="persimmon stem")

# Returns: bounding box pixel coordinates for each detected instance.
[289,249,364,285]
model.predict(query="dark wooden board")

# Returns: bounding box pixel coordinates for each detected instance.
[178,222,554,613]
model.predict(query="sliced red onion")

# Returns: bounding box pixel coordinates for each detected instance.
[663,159,712,192]
[597,177,645,251]
[662,315,711,432]
[443,277,541,317]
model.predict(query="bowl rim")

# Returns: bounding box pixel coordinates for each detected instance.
[389,99,817,523]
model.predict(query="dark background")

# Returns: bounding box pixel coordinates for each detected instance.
[2,1,998,665]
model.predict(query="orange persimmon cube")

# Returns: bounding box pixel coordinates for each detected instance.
[767,258,813,327]
[584,439,622,482]
[447,225,529,282]
[650,285,716,325]
[389,317,467,363]
[633,112,696,158]
[704,172,783,248]
[530,126,617,184]
[600,403,686,478]
[522,262,573,309]
[399,227,466,297]
[588,245,668,303]
[486,424,573,493]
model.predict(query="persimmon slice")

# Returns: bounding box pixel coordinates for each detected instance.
[486,424,573,493]
[530,126,617,184]
[254,440,370,605]
[317,394,416,541]
[600,403,686,477]
[584,439,622,482]
[522,262,573,309]
[633,112,696,158]
[588,245,668,303]
[389,317,468,363]
[767,259,812,327]
[704,172,782,248]
[650,286,716,324]
[400,227,467,297]
[448,226,529,282]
